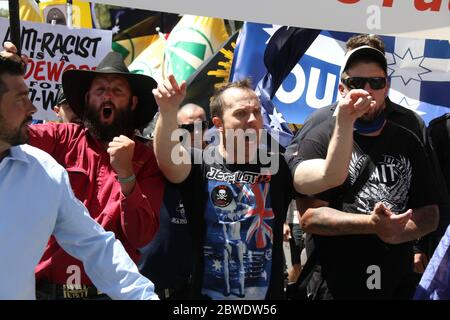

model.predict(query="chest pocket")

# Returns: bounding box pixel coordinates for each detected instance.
[66,167,90,203]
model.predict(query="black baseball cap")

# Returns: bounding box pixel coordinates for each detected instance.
[341,45,387,75]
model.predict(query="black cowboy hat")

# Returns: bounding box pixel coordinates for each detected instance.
[62,51,158,130]
[55,89,67,105]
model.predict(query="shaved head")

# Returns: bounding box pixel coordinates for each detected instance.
[177,103,206,125]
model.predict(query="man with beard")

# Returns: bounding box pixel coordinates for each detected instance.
[291,46,439,299]
[0,53,159,300]
[2,43,164,299]
[285,34,448,289]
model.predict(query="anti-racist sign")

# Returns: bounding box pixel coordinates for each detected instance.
[0,18,112,121]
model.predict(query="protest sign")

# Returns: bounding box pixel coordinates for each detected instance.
[0,17,112,121]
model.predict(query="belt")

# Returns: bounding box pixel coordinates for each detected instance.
[155,278,191,300]
[37,281,104,299]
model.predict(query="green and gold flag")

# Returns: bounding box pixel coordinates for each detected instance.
[162,15,229,83]
[128,35,166,82]
[113,34,159,66]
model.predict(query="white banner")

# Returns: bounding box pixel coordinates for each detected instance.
[91,0,450,40]
[0,17,112,121]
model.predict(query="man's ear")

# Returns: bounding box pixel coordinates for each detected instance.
[338,83,346,97]
[385,78,390,98]
[212,116,223,131]
[53,106,60,115]
[131,96,138,111]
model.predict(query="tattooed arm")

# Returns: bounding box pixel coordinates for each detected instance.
[296,197,431,245]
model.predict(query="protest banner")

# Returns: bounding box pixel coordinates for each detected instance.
[0,17,112,121]
[90,0,450,41]
[230,23,450,125]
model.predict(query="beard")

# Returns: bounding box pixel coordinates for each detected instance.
[0,114,31,146]
[358,107,385,123]
[82,100,135,142]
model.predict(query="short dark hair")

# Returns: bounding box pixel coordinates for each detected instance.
[209,79,254,119]
[346,34,385,54]
[0,56,26,101]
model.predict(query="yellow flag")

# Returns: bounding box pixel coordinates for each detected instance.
[113,35,159,66]
[163,15,229,83]
[39,0,92,28]
[20,0,43,22]
[128,36,166,82]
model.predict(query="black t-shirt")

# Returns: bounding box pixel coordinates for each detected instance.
[297,121,437,299]
[138,182,193,290]
[426,114,450,246]
[285,99,447,256]
[428,114,450,194]
[179,146,292,300]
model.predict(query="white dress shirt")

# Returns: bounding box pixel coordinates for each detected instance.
[0,145,158,300]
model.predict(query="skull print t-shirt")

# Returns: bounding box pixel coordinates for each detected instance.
[297,120,438,299]
[179,146,292,300]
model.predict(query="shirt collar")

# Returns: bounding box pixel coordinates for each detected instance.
[8,145,30,164]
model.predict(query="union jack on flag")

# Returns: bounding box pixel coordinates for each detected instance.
[241,183,274,249]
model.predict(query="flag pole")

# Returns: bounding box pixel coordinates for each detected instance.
[8,0,21,55]
[66,0,73,28]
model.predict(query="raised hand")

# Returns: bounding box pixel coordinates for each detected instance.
[1,41,28,67]
[337,89,376,124]
[152,74,187,114]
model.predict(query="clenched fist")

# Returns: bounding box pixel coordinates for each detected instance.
[107,135,135,179]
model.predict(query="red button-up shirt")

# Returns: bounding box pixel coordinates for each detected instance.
[29,123,164,285]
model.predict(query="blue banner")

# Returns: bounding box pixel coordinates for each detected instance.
[230,24,450,125]
[414,225,450,300]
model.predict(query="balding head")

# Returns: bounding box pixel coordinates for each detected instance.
[177,103,208,149]
[177,103,206,125]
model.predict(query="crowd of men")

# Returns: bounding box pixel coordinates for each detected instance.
[0,32,448,300]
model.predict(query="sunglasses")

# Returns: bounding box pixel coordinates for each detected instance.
[342,77,387,90]
[179,121,209,132]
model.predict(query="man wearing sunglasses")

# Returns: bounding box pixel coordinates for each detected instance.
[286,34,448,286]
[177,103,209,149]
[292,45,439,299]
[286,36,428,205]
[286,34,425,166]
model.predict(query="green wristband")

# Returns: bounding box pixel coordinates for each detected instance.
[117,174,136,183]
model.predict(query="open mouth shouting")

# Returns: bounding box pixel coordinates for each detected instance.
[100,102,115,123]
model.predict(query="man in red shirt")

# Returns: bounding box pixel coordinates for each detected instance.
[4,43,164,299]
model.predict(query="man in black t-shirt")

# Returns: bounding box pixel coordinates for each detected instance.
[425,115,450,250]
[151,75,372,299]
[285,35,449,273]
[152,77,293,299]
[290,46,439,299]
